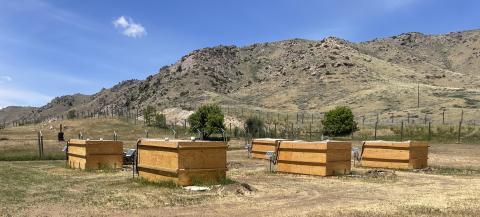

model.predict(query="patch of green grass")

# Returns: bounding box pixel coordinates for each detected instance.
[131,177,180,189]
[0,161,67,206]
[217,177,237,185]
[82,164,120,173]
[428,166,480,176]
[333,203,479,217]
[190,176,237,186]
[338,170,398,183]
[0,153,66,161]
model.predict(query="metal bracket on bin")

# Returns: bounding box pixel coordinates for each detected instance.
[245,143,252,158]
[266,151,277,172]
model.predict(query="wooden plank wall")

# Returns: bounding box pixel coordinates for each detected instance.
[251,139,288,160]
[67,139,123,170]
[361,140,428,169]
[276,141,351,176]
[137,139,227,186]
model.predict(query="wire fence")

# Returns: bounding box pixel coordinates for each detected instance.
[2,104,480,161]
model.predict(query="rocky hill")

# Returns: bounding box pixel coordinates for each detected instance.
[1,29,480,124]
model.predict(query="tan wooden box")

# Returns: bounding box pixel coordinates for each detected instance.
[361,140,428,169]
[67,139,123,170]
[137,139,227,186]
[276,140,352,176]
[251,138,290,160]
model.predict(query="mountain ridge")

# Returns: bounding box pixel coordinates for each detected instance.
[1,28,480,124]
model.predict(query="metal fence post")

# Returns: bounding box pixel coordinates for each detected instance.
[37,131,42,159]
[457,121,462,143]
[428,122,432,141]
[400,121,404,141]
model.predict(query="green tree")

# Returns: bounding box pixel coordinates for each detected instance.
[188,104,225,139]
[67,110,76,119]
[321,106,358,136]
[143,106,156,126]
[153,113,167,129]
[245,116,265,139]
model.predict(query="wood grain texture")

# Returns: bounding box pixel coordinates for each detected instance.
[276,140,351,176]
[67,140,123,170]
[137,139,227,186]
[361,140,428,169]
[251,138,290,160]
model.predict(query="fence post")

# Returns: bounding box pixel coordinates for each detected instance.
[442,108,445,125]
[428,122,431,141]
[374,121,378,140]
[113,131,117,141]
[291,123,294,139]
[400,121,404,141]
[145,130,149,138]
[40,131,44,159]
[37,131,42,159]
[457,121,462,143]
[309,122,312,141]
[135,109,138,125]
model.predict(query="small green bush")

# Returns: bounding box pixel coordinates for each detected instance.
[188,104,225,139]
[67,109,76,119]
[153,113,167,129]
[245,116,265,138]
[322,106,358,136]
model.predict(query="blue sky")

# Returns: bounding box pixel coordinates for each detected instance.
[0,0,479,108]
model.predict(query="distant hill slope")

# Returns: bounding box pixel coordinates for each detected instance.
[1,29,480,124]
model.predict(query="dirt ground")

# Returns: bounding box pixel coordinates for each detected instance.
[0,142,479,217]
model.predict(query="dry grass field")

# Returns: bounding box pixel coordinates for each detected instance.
[1,119,480,216]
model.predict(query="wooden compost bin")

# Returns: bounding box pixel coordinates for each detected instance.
[67,139,123,170]
[137,139,227,186]
[251,138,289,160]
[361,140,428,169]
[276,140,352,176]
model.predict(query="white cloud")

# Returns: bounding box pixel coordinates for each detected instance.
[0,75,12,84]
[113,16,147,38]
[113,16,129,28]
[0,86,52,108]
